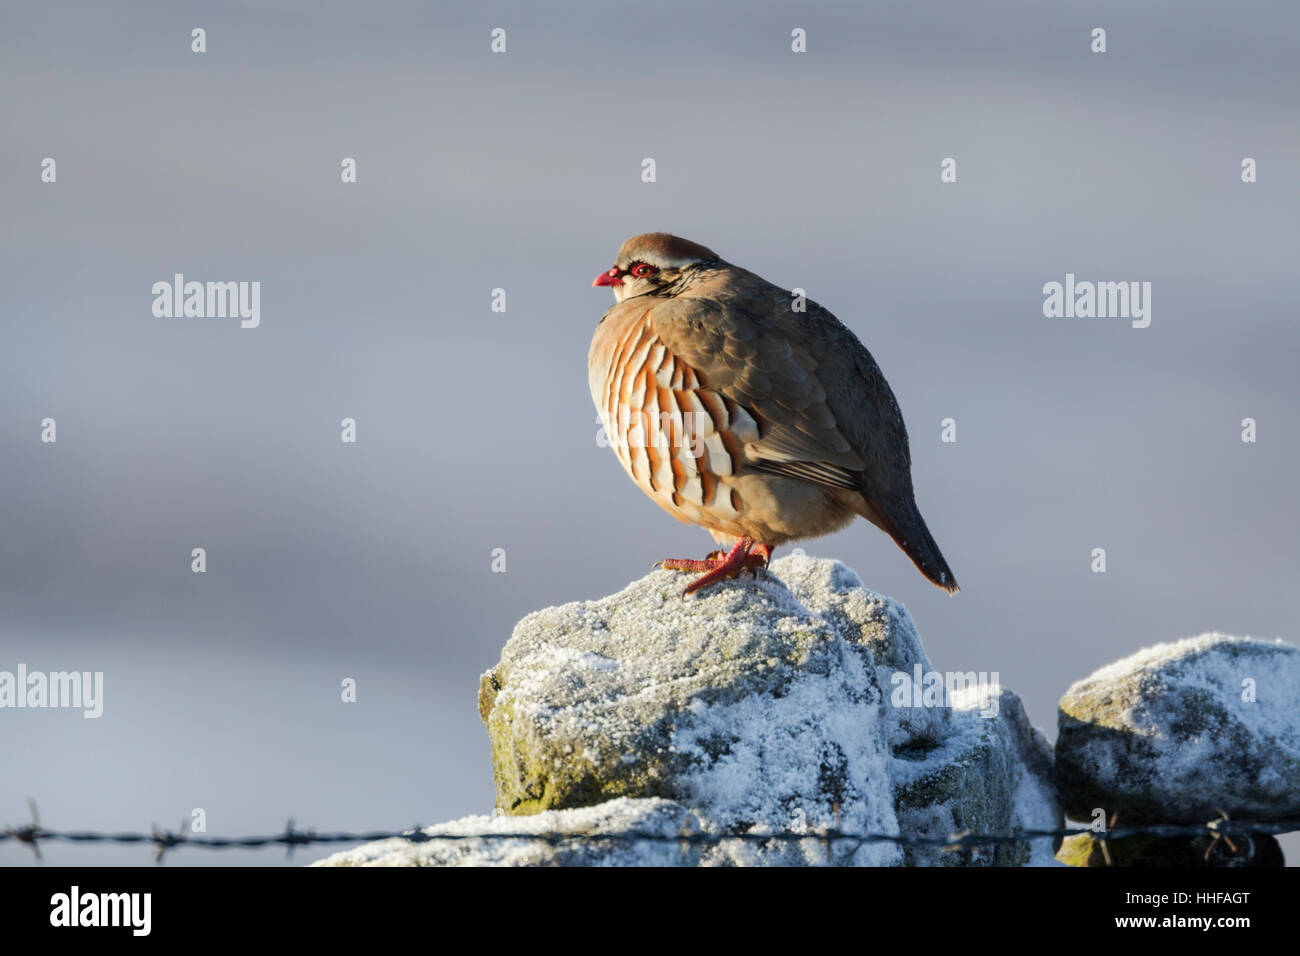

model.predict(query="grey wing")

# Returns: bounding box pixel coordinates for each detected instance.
[647,291,914,500]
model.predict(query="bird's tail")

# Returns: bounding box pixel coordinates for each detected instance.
[851,493,959,594]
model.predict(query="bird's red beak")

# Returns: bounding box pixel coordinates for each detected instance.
[592,267,623,288]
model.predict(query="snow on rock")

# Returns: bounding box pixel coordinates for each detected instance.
[472,554,1058,866]
[311,798,696,867]
[894,687,1061,866]
[771,553,951,750]
[1055,634,1300,825]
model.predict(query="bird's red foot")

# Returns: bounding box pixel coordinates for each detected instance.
[656,537,773,596]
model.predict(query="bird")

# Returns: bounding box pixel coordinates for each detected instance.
[589,232,958,597]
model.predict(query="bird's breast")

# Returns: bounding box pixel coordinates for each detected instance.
[589,308,759,532]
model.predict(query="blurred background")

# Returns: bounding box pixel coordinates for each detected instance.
[1,0,1296,865]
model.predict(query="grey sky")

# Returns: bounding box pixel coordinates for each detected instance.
[2,1,1297,865]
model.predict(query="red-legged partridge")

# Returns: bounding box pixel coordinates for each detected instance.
[589,232,958,597]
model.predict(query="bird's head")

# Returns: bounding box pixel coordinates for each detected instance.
[592,233,719,303]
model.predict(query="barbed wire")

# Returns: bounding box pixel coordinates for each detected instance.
[2,800,1295,863]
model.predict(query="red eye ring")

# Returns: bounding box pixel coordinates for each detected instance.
[629,263,657,278]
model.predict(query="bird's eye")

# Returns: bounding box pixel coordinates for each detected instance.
[629,263,657,278]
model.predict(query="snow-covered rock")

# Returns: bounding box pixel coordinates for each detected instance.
[895,687,1060,866]
[311,798,697,867]
[475,554,1059,866]
[1055,634,1300,825]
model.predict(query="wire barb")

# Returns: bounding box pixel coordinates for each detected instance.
[3,799,43,861]
[1203,808,1241,862]
[150,819,187,864]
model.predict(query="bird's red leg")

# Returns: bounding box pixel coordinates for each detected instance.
[654,536,775,596]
